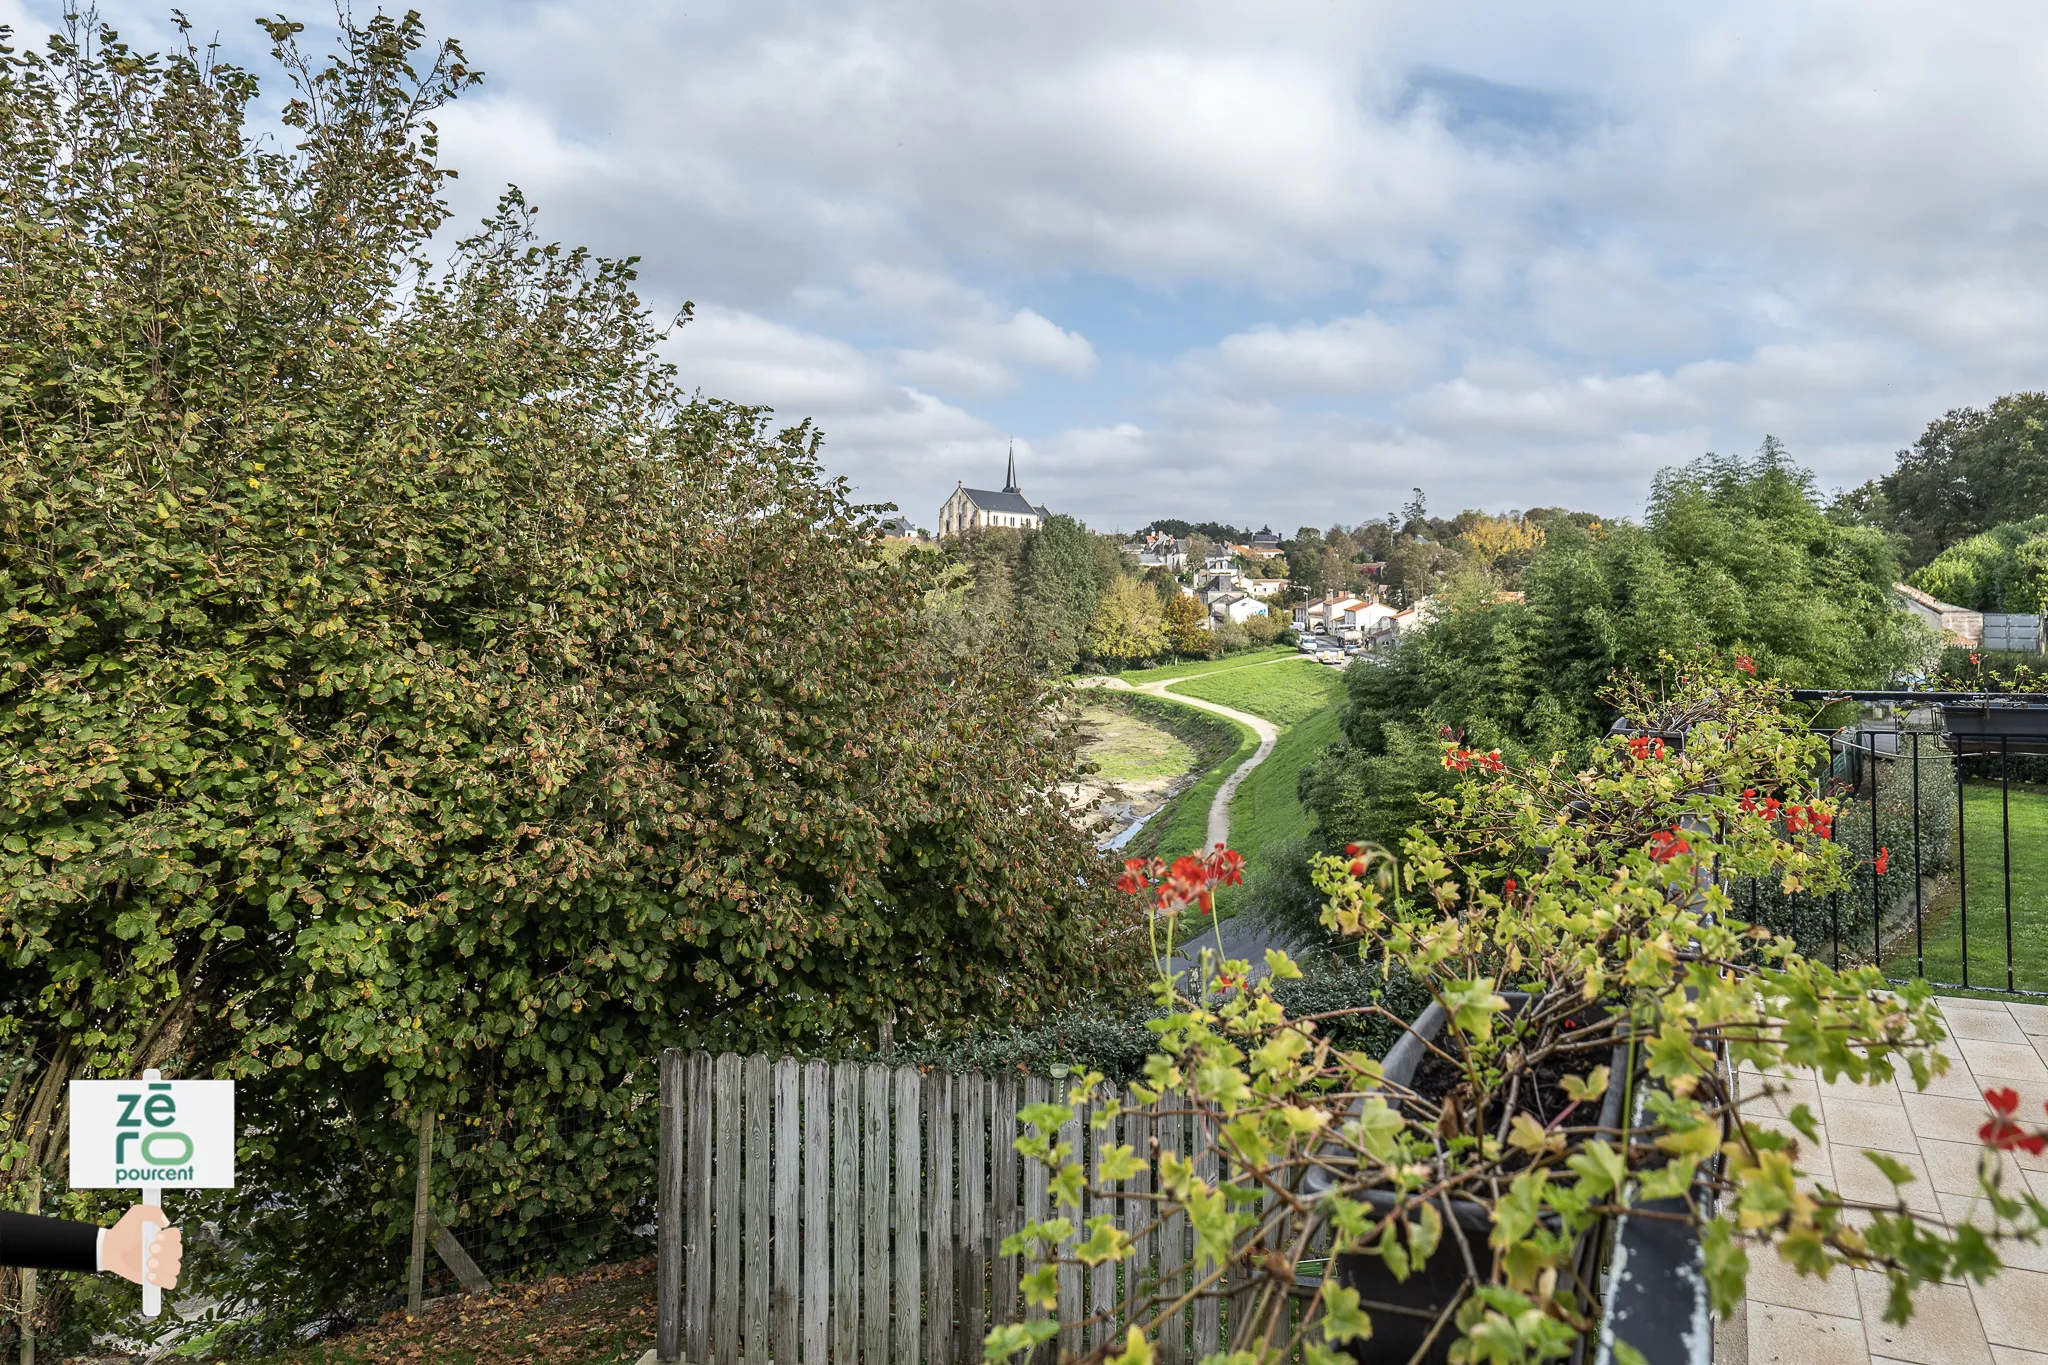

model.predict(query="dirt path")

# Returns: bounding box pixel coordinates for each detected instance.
[1074,658,1315,848]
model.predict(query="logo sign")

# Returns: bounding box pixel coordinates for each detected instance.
[69,1079,235,1190]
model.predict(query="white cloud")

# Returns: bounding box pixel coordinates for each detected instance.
[58,0,2048,527]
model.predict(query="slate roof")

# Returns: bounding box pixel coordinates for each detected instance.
[959,487,1044,517]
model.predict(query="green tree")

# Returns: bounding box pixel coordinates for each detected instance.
[0,14,1137,1340]
[1303,442,1922,852]
[1084,577,1167,666]
[1908,516,2048,610]
[1019,514,1102,672]
[1881,393,2048,566]
[1162,591,1212,657]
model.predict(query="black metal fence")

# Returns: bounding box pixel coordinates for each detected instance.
[1740,711,2048,998]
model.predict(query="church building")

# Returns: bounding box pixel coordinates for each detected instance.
[937,447,1050,538]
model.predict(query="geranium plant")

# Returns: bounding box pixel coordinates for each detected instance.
[989,661,2048,1365]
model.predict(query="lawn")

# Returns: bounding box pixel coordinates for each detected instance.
[1113,645,1297,685]
[1883,785,2048,993]
[1165,657,1343,728]
[1077,703,1196,783]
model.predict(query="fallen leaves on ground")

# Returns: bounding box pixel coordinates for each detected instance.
[252,1258,655,1365]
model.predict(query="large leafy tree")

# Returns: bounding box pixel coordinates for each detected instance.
[1874,393,2048,566]
[0,11,1135,1336]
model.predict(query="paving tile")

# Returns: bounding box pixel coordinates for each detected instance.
[1971,1267,2048,1351]
[1747,1246,1864,1317]
[1957,1039,2048,1085]
[1831,1146,1943,1214]
[1940,997,2016,1018]
[1824,1071,1908,1106]
[1934,1194,2048,1273]
[1920,1138,2027,1199]
[1989,1348,2048,1364]
[1748,1302,1871,1365]
[1903,1053,1992,1100]
[1742,1072,1823,1115]
[1943,1010,2030,1045]
[1855,1269,1995,1364]
[1743,1112,1834,1177]
[1828,1096,1929,1153]
[1907,1094,2003,1145]
[2004,1002,2048,1037]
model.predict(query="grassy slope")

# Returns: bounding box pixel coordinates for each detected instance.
[1886,785,2048,992]
[1166,658,1342,727]
[1114,646,1296,685]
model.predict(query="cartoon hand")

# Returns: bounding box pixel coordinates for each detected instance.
[103,1204,181,1289]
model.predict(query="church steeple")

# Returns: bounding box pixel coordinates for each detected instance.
[1004,441,1019,494]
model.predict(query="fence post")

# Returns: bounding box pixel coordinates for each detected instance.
[408,1109,435,1315]
[658,1049,684,1363]
[18,1166,39,1365]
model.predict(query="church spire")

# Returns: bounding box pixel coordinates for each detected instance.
[1004,440,1019,493]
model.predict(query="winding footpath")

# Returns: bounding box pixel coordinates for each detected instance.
[1073,655,1314,849]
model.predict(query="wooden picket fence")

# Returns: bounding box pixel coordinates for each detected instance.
[651,1050,1226,1365]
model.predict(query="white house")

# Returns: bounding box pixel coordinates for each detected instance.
[1210,593,1270,625]
[938,448,1049,537]
[1340,601,1398,636]
[1243,577,1291,599]
[1295,592,1368,634]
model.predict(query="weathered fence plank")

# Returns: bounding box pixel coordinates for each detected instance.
[657,1051,683,1363]
[893,1066,922,1365]
[1156,1099,1188,1365]
[687,1055,713,1365]
[833,1063,862,1365]
[1192,1111,1219,1361]
[991,1074,1020,1336]
[924,1072,954,1365]
[1056,1083,1083,1360]
[773,1058,801,1363]
[958,1073,987,1359]
[803,1060,831,1365]
[1021,1075,1050,1359]
[1090,1101,1115,1350]
[863,1065,892,1365]
[745,1055,772,1365]
[713,1053,743,1365]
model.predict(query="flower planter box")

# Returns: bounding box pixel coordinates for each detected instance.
[1940,700,2048,756]
[1305,993,1630,1365]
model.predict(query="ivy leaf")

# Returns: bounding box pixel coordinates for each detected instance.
[1319,1280,1374,1344]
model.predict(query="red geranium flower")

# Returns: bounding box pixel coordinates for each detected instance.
[1443,747,1472,771]
[1873,847,1889,875]
[1647,828,1691,862]
[1503,877,1517,896]
[1735,655,1756,674]
[1979,1087,2048,1155]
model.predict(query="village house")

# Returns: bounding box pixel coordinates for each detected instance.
[1123,531,1188,573]
[937,448,1049,537]
[1208,592,1270,625]
[1242,576,1290,598]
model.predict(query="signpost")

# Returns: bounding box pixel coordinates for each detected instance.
[70,1069,234,1317]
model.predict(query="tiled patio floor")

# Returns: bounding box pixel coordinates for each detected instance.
[1733,996,2048,1365]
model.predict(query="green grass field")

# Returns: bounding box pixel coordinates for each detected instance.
[1165,657,1343,727]
[1886,785,2048,992]
[1114,645,1297,685]
[1123,658,1348,919]
[1077,703,1196,782]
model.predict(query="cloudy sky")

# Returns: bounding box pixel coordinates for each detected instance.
[18,2,2048,532]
